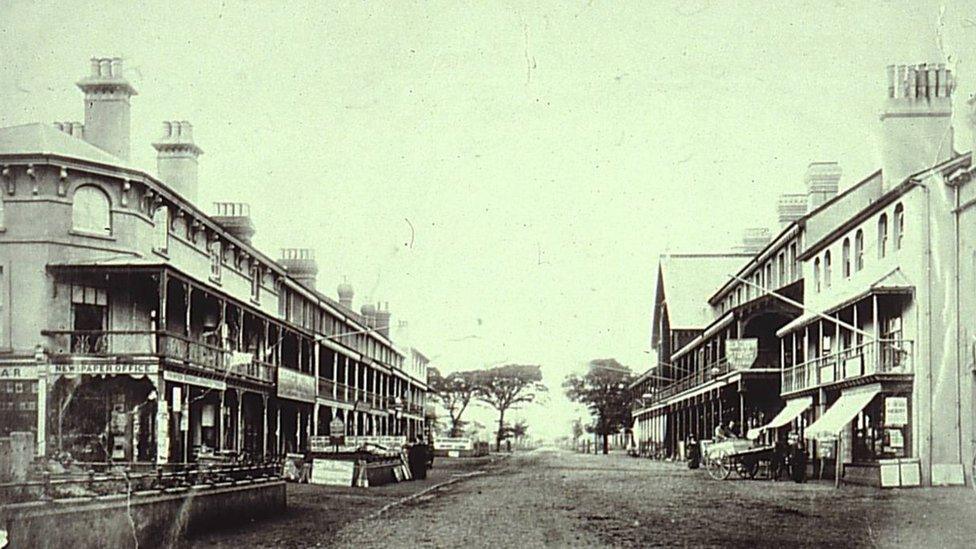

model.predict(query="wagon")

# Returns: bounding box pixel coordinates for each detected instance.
[701,439,776,480]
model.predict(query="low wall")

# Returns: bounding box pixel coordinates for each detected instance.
[1,479,285,548]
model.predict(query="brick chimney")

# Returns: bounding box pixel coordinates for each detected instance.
[212,202,255,245]
[739,227,771,254]
[777,193,807,228]
[337,279,354,309]
[53,121,85,139]
[805,162,841,212]
[153,121,203,203]
[375,302,391,338]
[881,63,954,189]
[279,248,318,290]
[76,57,137,160]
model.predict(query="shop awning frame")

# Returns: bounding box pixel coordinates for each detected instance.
[804,384,881,440]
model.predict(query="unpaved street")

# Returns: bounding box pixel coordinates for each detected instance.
[334,448,976,548]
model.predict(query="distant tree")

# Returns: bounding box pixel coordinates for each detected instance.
[571,418,584,444]
[428,367,481,437]
[475,364,546,451]
[512,420,529,448]
[563,358,635,455]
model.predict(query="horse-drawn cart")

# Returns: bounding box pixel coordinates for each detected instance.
[702,439,776,480]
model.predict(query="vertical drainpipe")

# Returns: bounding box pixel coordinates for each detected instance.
[953,181,963,466]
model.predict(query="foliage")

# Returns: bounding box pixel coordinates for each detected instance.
[428,367,481,437]
[475,364,546,451]
[563,358,635,454]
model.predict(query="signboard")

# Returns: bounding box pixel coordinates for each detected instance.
[725,339,758,371]
[310,459,356,486]
[163,370,226,391]
[885,397,909,427]
[330,418,346,446]
[310,436,331,453]
[433,437,474,451]
[50,363,157,376]
[0,364,37,380]
[277,368,317,403]
[843,356,863,379]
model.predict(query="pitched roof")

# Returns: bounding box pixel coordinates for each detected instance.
[657,254,752,330]
[0,123,132,169]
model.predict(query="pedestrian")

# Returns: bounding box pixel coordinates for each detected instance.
[790,436,808,483]
[686,435,700,469]
[407,437,429,480]
[771,436,789,481]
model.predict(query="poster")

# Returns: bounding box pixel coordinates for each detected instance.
[885,397,908,427]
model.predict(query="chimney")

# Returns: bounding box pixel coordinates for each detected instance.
[152,121,203,203]
[739,227,771,254]
[375,302,391,338]
[278,248,318,290]
[881,63,954,189]
[777,193,807,228]
[54,121,85,139]
[212,202,255,245]
[805,162,842,212]
[76,57,137,160]
[360,302,377,329]
[337,279,354,309]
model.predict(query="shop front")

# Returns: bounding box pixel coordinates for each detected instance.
[0,362,39,438]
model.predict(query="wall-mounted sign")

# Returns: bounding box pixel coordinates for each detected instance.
[0,364,37,379]
[163,370,226,391]
[50,363,157,376]
[277,368,316,403]
[885,397,909,427]
[725,339,758,371]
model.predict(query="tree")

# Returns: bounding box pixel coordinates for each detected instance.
[511,419,529,449]
[563,358,635,455]
[428,367,481,437]
[475,364,546,451]
[571,418,584,445]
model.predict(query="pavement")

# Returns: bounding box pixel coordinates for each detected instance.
[191,448,976,548]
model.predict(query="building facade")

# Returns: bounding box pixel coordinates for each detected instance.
[0,58,429,464]
[633,62,976,487]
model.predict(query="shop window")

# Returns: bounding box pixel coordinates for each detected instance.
[153,206,169,253]
[823,251,832,288]
[852,394,909,461]
[878,214,888,258]
[841,238,851,278]
[894,203,905,250]
[72,186,112,235]
[854,229,864,272]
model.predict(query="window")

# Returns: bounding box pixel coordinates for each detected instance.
[777,252,785,287]
[878,214,889,258]
[209,241,222,281]
[250,264,261,303]
[894,203,905,250]
[814,258,821,292]
[842,238,851,278]
[854,230,864,272]
[72,186,111,235]
[823,251,832,288]
[153,206,169,253]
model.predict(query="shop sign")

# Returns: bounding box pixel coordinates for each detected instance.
[277,368,316,403]
[163,370,226,391]
[885,397,909,427]
[310,458,355,487]
[433,437,474,451]
[0,364,37,379]
[330,418,346,445]
[50,363,157,376]
[725,339,758,371]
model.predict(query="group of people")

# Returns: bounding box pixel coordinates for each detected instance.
[683,421,808,483]
[405,437,433,480]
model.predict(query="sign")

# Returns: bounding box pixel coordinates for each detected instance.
[329,418,346,446]
[310,458,356,486]
[0,364,37,380]
[433,437,474,451]
[277,368,317,403]
[725,339,758,371]
[354,400,372,412]
[227,351,253,368]
[885,397,909,427]
[163,370,227,391]
[310,436,331,453]
[50,363,157,376]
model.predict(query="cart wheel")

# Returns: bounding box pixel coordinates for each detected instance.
[706,453,732,480]
[737,460,759,480]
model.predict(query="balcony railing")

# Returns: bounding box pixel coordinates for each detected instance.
[781,339,913,394]
[43,330,275,384]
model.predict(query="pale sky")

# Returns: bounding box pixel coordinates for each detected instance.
[3,1,976,440]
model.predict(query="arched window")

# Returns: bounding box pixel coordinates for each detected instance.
[153,206,169,253]
[72,186,111,235]
[813,257,822,292]
[854,229,864,272]
[842,238,851,278]
[824,251,832,288]
[878,214,888,258]
[894,203,905,250]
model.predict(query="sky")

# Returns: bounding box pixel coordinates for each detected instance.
[3,0,976,440]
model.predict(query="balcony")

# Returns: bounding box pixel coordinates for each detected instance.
[781,339,913,395]
[43,329,275,385]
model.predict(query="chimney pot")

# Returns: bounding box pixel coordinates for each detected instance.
[77,57,137,160]
[111,58,122,78]
[99,58,111,77]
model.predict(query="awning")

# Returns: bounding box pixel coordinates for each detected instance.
[776,268,913,338]
[750,397,812,438]
[804,385,880,440]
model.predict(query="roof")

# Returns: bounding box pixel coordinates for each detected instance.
[0,123,134,169]
[657,254,752,330]
[776,268,914,337]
